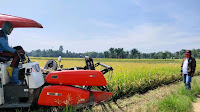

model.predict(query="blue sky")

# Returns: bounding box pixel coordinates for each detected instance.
[1,0,200,53]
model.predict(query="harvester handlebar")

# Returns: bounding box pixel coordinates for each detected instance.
[17,53,30,64]
[96,62,113,70]
[95,62,113,74]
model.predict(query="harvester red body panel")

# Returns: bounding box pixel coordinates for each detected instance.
[38,85,113,106]
[45,70,107,86]
[91,90,113,103]
[38,85,90,106]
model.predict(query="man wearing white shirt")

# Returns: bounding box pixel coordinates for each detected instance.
[180,50,196,89]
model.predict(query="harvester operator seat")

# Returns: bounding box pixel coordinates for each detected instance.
[0,56,10,63]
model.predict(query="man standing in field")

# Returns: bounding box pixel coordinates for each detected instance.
[180,50,196,89]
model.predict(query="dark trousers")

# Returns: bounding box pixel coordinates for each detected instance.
[0,46,24,67]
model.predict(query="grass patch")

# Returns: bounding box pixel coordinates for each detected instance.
[151,77,200,112]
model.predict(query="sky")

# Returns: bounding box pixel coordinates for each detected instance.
[1,0,200,53]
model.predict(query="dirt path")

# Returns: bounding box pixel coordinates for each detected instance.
[93,81,182,112]
[193,95,200,112]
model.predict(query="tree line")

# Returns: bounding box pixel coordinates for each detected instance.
[27,46,200,59]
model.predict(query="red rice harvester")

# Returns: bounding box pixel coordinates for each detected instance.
[39,56,114,107]
[0,14,113,108]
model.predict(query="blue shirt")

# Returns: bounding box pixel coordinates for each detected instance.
[0,32,16,53]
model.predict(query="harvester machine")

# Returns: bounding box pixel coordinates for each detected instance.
[0,14,114,109]
[39,56,114,107]
[0,56,113,108]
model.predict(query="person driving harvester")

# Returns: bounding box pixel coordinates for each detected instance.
[0,21,25,83]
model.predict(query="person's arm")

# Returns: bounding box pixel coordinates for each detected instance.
[0,38,16,53]
[180,59,184,75]
[192,58,196,74]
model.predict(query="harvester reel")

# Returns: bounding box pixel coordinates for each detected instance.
[44,59,58,70]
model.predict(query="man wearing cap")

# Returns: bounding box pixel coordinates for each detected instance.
[0,21,25,84]
[180,50,196,89]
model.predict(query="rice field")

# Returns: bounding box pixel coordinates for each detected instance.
[30,57,200,99]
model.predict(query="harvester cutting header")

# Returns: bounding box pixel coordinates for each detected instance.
[0,14,113,108]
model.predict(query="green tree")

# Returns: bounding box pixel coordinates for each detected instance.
[104,51,109,58]
[130,48,140,59]
[109,48,115,58]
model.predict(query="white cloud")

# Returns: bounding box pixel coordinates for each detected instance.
[7,24,200,53]
[90,19,118,29]
[117,24,200,52]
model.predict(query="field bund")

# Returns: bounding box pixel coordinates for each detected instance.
[30,57,200,100]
